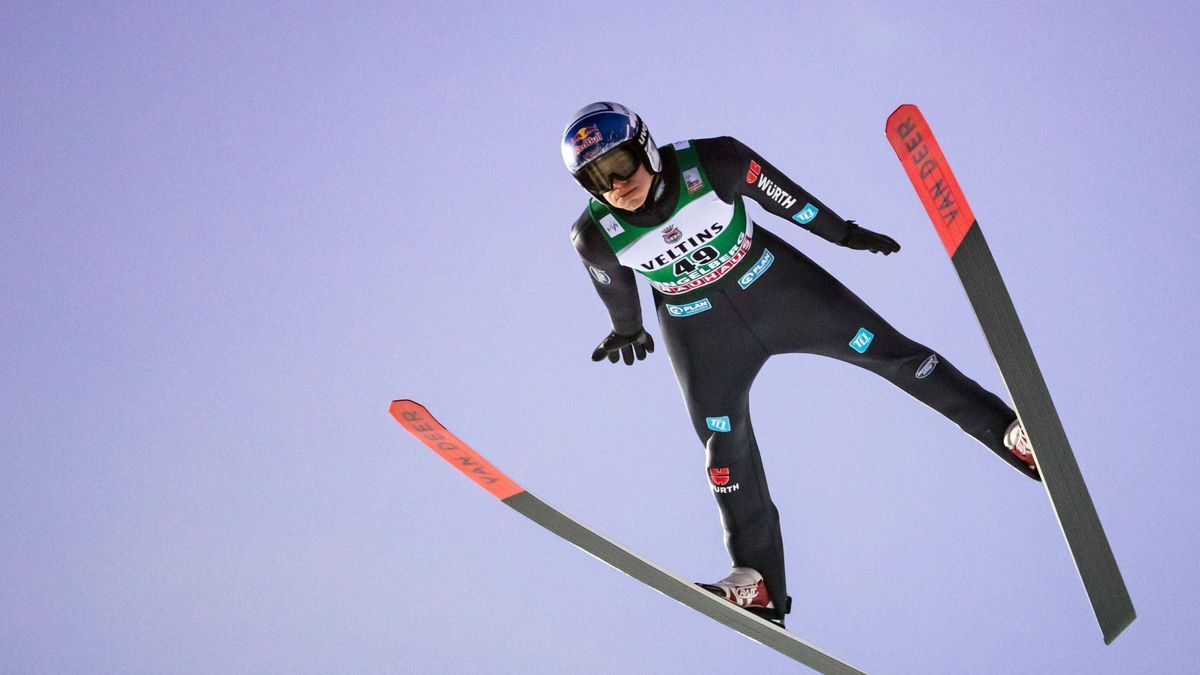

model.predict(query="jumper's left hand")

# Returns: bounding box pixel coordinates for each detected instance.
[591,328,655,365]
[841,221,900,255]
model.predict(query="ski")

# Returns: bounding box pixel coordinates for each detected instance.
[389,399,866,674]
[884,105,1135,644]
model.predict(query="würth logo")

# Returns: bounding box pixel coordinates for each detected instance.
[746,159,797,209]
[708,467,740,493]
[745,160,761,184]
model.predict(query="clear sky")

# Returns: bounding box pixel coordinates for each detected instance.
[3,2,1198,673]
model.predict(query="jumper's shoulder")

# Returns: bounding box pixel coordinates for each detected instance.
[693,135,739,146]
[692,135,752,162]
[570,204,617,264]
[660,136,736,155]
[687,136,748,200]
[569,204,598,246]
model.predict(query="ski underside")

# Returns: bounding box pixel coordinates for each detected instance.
[885,104,1135,644]
[390,399,865,674]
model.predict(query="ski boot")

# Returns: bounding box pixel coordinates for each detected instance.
[1004,418,1038,474]
[697,567,787,627]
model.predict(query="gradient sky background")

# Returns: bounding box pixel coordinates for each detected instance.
[3,2,1198,673]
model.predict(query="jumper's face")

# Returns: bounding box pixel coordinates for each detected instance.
[603,164,653,211]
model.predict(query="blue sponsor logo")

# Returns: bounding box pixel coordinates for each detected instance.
[849,327,874,353]
[706,416,732,433]
[916,354,939,379]
[738,249,775,289]
[792,203,819,225]
[666,298,712,317]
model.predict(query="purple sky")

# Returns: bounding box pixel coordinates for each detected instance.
[3,2,1198,672]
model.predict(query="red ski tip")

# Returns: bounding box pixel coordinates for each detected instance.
[885,104,977,257]
[389,400,524,500]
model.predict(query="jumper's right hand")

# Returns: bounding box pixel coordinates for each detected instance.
[841,220,901,255]
[591,329,655,365]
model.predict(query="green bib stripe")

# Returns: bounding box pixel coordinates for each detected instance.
[588,141,754,296]
[665,141,713,211]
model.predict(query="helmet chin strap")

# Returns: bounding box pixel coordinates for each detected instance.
[630,169,666,213]
[652,173,666,200]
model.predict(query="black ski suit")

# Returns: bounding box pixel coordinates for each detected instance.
[570,136,1032,621]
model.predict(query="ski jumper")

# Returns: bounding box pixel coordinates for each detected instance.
[570,137,1028,621]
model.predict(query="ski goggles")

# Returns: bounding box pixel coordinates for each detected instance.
[573,142,642,194]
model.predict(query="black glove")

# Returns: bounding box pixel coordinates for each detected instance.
[841,220,900,255]
[591,329,655,365]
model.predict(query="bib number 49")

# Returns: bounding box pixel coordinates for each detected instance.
[673,245,718,275]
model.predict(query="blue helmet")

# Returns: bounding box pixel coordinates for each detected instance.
[561,102,662,195]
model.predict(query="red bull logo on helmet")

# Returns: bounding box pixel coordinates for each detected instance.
[572,124,603,160]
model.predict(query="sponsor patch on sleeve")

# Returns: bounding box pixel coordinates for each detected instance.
[792,203,819,225]
[706,416,732,433]
[849,327,874,353]
[588,265,611,285]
